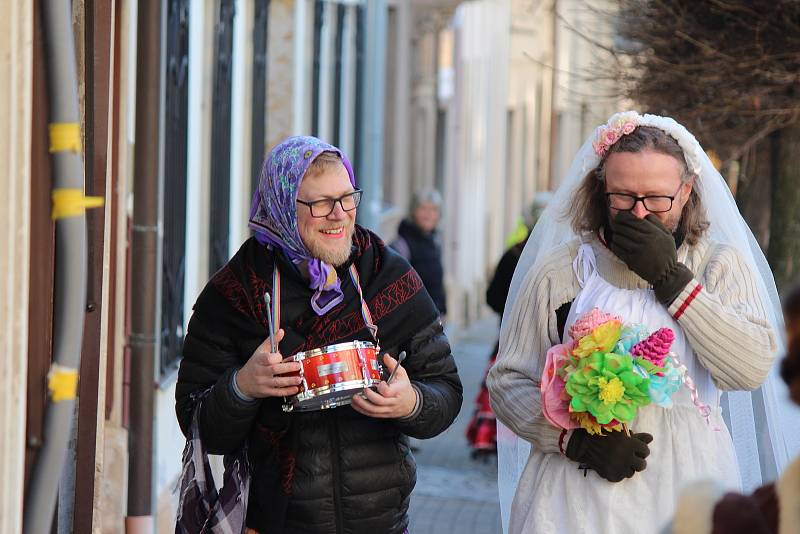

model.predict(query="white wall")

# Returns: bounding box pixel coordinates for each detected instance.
[317,1,337,141]
[0,2,32,532]
[153,382,184,529]
[229,0,256,254]
[337,5,358,159]
[293,0,312,135]
[184,0,216,326]
[552,0,622,187]
[444,0,511,325]
[508,0,555,217]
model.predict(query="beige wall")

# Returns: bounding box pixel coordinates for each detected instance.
[266,0,299,149]
[382,1,460,243]
[442,0,512,326]
[0,2,32,532]
[552,0,624,186]
[387,0,559,327]
[508,0,555,203]
[95,1,136,530]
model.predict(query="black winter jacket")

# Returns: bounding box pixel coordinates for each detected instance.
[485,238,528,316]
[393,219,447,315]
[176,232,462,534]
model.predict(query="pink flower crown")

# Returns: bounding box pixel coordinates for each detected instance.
[592,113,640,157]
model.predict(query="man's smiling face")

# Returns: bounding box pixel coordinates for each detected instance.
[296,161,356,266]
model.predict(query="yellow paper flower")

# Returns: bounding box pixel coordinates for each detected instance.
[572,320,622,358]
[571,412,623,435]
[597,376,625,404]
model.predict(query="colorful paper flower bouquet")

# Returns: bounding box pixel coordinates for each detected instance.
[541,308,687,435]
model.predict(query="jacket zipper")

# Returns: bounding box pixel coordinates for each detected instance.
[330,413,344,534]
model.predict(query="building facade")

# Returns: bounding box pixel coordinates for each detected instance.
[3,1,623,531]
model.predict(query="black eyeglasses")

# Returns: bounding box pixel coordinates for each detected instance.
[296,189,363,218]
[605,184,683,213]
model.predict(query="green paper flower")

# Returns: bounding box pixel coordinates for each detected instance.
[565,352,651,424]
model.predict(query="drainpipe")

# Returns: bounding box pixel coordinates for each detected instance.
[357,0,387,232]
[126,0,161,532]
[23,1,103,533]
[392,0,412,218]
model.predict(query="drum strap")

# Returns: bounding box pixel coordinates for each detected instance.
[347,264,379,343]
[270,262,379,344]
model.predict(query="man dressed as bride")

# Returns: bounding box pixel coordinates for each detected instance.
[488,112,799,533]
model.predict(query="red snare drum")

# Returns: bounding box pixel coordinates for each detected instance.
[282,341,383,412]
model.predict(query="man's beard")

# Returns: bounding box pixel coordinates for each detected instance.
[307,228,354,266]
[663,211,682,233]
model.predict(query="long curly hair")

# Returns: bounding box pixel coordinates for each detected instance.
[568,126,709,245]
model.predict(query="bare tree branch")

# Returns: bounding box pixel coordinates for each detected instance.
[602,0,800,159]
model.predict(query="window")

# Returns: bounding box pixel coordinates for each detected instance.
[250,0,270,195]
[160,0,191,377]
[208,0,236,274]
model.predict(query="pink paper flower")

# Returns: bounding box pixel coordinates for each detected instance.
[568,308,623,341]
[631,327,675,367]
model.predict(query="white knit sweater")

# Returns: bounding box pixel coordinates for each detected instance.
[487,235,777,453]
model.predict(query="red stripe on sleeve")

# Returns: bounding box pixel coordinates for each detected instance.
[673,283,703,320]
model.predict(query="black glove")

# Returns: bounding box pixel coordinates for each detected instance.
[565,428,652,482]
[609,211,693,305]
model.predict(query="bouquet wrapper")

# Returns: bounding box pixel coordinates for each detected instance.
[541,343,579,430]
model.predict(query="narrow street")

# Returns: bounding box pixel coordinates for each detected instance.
[409,317,503,534]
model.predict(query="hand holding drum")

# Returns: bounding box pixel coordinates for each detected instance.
[235,328,304,398]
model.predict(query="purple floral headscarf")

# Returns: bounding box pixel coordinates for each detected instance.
[248,136,357,315]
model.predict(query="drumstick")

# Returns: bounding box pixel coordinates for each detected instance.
[386,351,407,384]
[264,292,277,353]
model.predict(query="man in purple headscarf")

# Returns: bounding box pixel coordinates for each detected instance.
[175,136,462,534]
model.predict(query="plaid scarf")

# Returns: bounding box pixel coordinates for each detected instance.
[175,389,251,534]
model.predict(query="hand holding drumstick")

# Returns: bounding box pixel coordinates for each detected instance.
[351,351,416,419]
[235,329,303,399]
